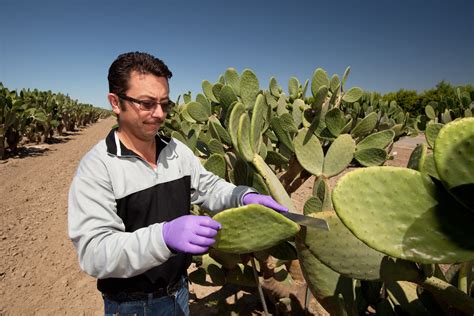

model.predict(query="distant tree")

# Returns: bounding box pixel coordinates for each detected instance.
[382,89,422,114]
[419,80,457,108]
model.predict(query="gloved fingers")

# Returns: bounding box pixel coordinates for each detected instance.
[196,216,221,230]
[260,198,289,213]
[184,243,211,255]
[194,225,219,238]
[190,235,217,248]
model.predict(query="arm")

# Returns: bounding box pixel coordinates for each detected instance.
[188,153,254,212]
[68,157,173,279]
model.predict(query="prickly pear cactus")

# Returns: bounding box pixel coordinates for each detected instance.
[434,117,474,210]
[332,166,474,263]
[298,211,385,280]
[212,205,300,254]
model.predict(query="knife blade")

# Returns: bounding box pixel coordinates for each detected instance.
[281,212,329,230]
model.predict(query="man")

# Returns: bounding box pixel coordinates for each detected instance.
[68,51,287,315]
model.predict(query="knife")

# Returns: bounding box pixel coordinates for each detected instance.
[282,212,329,230]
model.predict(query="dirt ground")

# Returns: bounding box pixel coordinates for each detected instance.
[0,117,424,315]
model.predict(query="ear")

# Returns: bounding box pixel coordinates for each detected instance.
[108,93,121,115]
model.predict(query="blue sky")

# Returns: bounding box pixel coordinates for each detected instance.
[1,0,473,109]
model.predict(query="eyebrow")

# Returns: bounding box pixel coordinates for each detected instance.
[136,95,170,101]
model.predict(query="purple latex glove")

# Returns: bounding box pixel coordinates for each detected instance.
[162,215,221,254]
[242,193,289,213]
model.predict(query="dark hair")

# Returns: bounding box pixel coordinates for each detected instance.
[108,52,173,96]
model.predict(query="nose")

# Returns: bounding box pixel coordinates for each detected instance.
[150,104,166,119]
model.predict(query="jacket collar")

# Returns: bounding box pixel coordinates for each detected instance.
[105,127,170,158]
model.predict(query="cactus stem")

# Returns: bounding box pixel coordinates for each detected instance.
[419,276,474,314]
[458,261,473,295]
[251,255,269,316]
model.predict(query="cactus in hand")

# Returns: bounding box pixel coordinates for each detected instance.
[212,204,300,254]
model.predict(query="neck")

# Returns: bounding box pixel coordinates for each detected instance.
[116,129,156,166]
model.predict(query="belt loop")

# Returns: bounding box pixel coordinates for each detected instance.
[147,292,153,305]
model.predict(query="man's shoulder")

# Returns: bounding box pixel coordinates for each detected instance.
[76,139,109,174]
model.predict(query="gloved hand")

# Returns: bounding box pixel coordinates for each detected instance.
[162,215,221,254]
[242,193,288,213]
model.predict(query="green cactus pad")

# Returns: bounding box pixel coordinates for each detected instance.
[203,154,226,178]
[386,281,431,315]
[209,249,240,269]
[434,118,474,210]
[212,205,300,254]
[422,153,440,180]
[330,74,340,93]
[207,138,225,155]
[407,143,427,171]
[312,85,328,110]
[271,117,294,152]
[208,264,226,286]
[341,66,351,88]
[303,196,323,215]
[325,108,346,137]
[342,87,363,103]
[171,131,189,148]
[228,102,246,150]
[237,113,255,162]
[279,113,298,133]
[202,80,218,103]
[425,105,436,120]
[299,211,386,280]
[250,94,267,153]
[208,116,232,145]
[240,69,259,109]
[351,112,378,139]
[296,239,356,315]
[252,154,296,212]
[312,177,332,211]
[323,134,355,178]
[332,166,474,263]
[180,107,197,123]
[264,150,289,166]
[269,77,280,97]
[226,264,256,287]
[268,241,298,261]
[196,93,211,113]
[425,123,444,149]
[294,128,324,176]
[356,129,395,150]
[186,101,209,123]
[354,148,388,167]
[219,85,238,109]
[276,94,289,115]
[291,99,304,127]
[251,172,270,195]
[232,158,251,186]
[379,257,422,283]
[188,268,208,285]
[288,77,299,99]
[212,83,223,102]
[311,68,329,97]
[224,68,240,95]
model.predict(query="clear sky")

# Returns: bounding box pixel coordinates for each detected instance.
[1,0,473,109]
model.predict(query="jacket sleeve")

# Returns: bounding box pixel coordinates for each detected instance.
[67,153,173,279]
[185,147,255,212]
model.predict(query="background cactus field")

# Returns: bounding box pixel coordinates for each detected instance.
[161,67,474,315]
[0,83,111,160]
[1,67,472,315]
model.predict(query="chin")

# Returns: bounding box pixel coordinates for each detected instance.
[145,124,161,135]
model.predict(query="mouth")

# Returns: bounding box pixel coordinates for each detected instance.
[144,120,162,126]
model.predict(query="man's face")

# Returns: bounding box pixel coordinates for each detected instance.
[111,71,170,142]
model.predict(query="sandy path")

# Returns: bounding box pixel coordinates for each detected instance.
[0,118,116,315]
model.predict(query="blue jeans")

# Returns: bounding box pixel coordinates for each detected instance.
[103,280,189,316]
